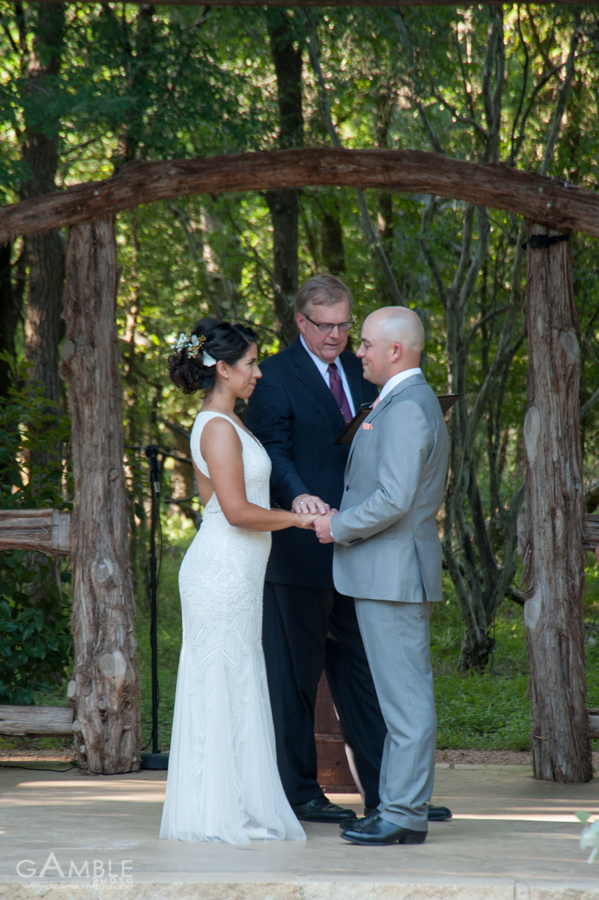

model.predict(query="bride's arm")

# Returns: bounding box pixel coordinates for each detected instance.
[201,417,315,532]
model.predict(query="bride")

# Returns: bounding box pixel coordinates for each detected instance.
[160,318,317,845]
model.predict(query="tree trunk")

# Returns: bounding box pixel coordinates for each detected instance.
[23,231,65,406]
[0,241,21,398]
[320,196,346,276]
[265,8,303,346]
[60,216,141,775]
[523,222,591,783]
[266,189,300,345]
[112,4,155,172]
[374,91,399,305]
[21,3,66,409]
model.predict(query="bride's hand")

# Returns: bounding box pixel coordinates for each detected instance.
[294,512,320,530]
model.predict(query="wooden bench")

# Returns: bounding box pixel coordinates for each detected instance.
[0,705,74,736]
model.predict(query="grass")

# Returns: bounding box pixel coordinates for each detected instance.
[432,563,599,751]
[432,579,533,750]
[3,519,599,757]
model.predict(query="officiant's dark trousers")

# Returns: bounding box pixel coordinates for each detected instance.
[262,581,386,809]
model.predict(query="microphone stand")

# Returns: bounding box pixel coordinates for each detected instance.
[140,445,169,771]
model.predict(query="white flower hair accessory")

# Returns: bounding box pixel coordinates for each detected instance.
[172,332,216,367]
[173,332,203,354]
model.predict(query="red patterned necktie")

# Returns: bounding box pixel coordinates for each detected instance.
[327,363,352,424]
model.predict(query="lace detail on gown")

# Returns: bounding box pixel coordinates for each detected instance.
[159,412,305,844]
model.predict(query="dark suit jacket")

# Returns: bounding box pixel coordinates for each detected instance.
[245,338,378,588]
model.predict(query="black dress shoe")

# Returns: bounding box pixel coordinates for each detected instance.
[340,808,378,829]
[428,805,452,822]
[291,796,357,823]
[342,804,452,829]
[341,814,427,846]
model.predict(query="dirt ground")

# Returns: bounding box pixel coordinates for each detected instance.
[436,749,599,766]
[0,749,76,763]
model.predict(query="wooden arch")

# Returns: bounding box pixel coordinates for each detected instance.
[1,148,599,241]
[1,144,597,780]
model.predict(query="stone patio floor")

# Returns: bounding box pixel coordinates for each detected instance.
[1,762,598,900]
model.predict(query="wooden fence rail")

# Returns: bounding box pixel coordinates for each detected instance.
[0,703,597,740]
[2,508,598,555]
[0,509,70,554]
[0,705,74,736]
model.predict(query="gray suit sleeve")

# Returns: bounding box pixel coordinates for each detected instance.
[330,400,432,546]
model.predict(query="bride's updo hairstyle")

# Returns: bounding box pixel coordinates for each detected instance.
[169,318,258,395]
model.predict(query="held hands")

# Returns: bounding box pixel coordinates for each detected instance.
[294,512,321,530]
[292,493,330,516]
[314,510,337,544]
[291,494,336,539]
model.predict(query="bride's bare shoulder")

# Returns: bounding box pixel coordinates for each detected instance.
[200,414,241,450]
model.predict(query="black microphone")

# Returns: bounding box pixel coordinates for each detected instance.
[141,443,167,766]
[145,445,160,494]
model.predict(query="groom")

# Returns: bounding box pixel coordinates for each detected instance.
[315,307,449,846]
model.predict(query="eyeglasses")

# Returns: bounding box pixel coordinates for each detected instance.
[302,313,354,335]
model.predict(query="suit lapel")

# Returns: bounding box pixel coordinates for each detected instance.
[369,374,427,423]
[291,339,345,427]
[346,373,427,468]
[341,351,366,410]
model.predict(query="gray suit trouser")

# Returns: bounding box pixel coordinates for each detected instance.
[355,598,436,833]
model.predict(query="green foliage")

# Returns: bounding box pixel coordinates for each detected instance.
[0,566,72,706]
[2,4,599,707]
[0,363,73,704]
[435,671,531,751]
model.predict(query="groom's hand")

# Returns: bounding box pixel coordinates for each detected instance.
[292,493,330,515]
[314,510,336,544]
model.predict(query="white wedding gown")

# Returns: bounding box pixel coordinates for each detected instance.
[160,411,306,844]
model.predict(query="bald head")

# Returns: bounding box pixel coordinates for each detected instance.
[367,307,425,353]
[357,306,425,386]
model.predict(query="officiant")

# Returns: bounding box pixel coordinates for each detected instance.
[246,274,385,824]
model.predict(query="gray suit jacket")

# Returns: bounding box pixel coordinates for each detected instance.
[331,373,448,604]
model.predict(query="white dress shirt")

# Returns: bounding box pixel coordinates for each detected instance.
[378,367,422,404]
[300,335,356,417]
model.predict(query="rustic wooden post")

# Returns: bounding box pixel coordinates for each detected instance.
[60,216,141,774]
[523,222,592,783]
